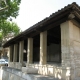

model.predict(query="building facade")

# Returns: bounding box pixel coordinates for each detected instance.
[2,2,80,80]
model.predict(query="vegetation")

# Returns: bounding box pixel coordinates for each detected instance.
[0,0,21,46]
[0,21,20,41]
[0,0,21,19]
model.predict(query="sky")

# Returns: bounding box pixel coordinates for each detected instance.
[13,0,80,31]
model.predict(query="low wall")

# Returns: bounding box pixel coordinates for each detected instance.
[73,67,80,80]
[27,64,74,80]
[0,66,59,80]
[8,62,22,69]
[27,64,80,80]
[7,62,80,80]
[0,66,34,80]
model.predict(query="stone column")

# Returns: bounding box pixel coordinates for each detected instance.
[27,38,33,64]
[2,48,5,58]
[40,31,47,65]
[9,46,13,62]
[13,44,18,62]
[60,21,74,67]
[19,41,24,63]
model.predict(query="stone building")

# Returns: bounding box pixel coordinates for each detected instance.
[1,2,80,80]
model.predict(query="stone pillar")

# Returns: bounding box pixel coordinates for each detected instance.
[60,21,74,67]
[13,44,18,62]
[9,46,13,62]
[40,31,47,65]
[27,38,33,64]
[19,41,24,63]
[2,49,5,58]
[8,46,10,62]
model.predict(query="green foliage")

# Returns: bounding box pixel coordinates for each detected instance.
[0,20,20,41]
[0,0,21,44]
[0,0,21,43]
[0,0,21,19]
[0,32,2,40]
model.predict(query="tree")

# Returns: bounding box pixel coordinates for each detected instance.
[0,0,21,20]
[0,20,21,46]
[0,0,21,46]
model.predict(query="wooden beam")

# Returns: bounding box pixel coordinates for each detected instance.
[43,16,68,31]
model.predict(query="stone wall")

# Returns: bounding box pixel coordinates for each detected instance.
[71,23,80,79]
[8,62,22,69]
[73,24,80,67]
[27,63,72,80]
[0,66,59,80]
[61,20,80,80]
